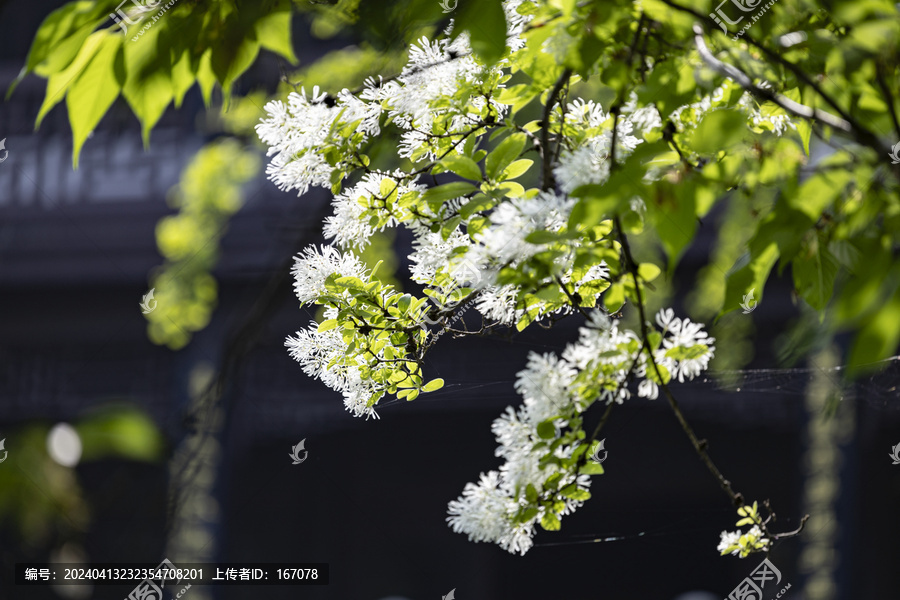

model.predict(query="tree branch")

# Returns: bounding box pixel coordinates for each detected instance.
[657,0,887,155]
[691,25,852,134]
[614,215,744,507]
[613,215,810,546]
[541,68,573,191]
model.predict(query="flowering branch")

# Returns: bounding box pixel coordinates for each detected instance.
[614,215,810,554]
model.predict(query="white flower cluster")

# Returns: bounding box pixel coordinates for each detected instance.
[286,309,382,419]
[447,308,715,554]
[257,0,537,197]
[285,246,384,419]
[289,245,368,304]
[470,191,573,266]
[256,86,382,196]
[553,96,661,194]
[717,525,771,557]
[324,170,427,250]
[670,81,796,136]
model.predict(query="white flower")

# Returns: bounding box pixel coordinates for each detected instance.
[637,378,659,400]
[562,313,638,370]
[553,119,643,194]
[409,229,474,284]
[472,191,574,267]
[475,284,520,325]
[656,307,676,331]
[257,86,375,196]
[285,308,382,420]
[515,352,578,424]
[717,529,741,554]
[324,171,425,249]
[290,245,368,305]
[447,471,516,545]
[566,98,606,129]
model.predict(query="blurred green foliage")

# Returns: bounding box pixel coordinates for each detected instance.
[0,405,164,550]
[13,0,297,165]
[147,138,259,349]
[0,425,89,549]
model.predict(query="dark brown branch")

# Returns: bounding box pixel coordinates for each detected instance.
[613,215,811,547]
[540,68,573,191]
[614,215,744,507]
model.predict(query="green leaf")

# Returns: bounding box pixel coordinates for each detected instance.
[211,29,261,103]
[501,158,533,180]
[536,420,557,440]
[121,24,174,146]
[647,179,697,272]
[441,154,482,181]
[578,462,605,475]
[540,512,561,531]
[559,484,591,501]
[795,119,812,156]
[687,109,748,154]
[847,286,900,374]
[334,276,367,291]
[454,0,507,65]
[485,133,527,180]
[195,48,216,107]
[36,30,106,129]
[790,169,853,221]
[397,293,412,313]
[721,242,779,317]
[421,181,478,210]
[25,1,104,77]
[638,263,661,283]
[66,33,124,167]
[422,378,444,392]
[604,282,625,312]
[793,234,839,312]
[255,8,297,63]
[318,319,339,332]
[459,194,495,219]
[170,49,195,108]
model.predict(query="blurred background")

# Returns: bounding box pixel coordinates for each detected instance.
[1,1,900,599]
